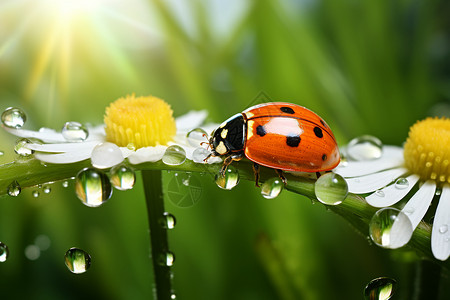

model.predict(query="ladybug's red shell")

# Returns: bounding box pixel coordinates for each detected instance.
[210,102,340,173]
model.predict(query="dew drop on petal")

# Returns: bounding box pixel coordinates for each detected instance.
[375,190,385,197]
[1,107,26,129]
[160,212,176,229]
[7,180,21,197]
[215,167,239,190]
[186,128,208,147]
[127,143,136,151]
[369,208,413,249]
[192,147,210,163]
[64,247,91,274]
[14,138,33,156]
[261,178,284,199]
[0,242,9,262]
[75,168,112,207]
[439,225,448,234]
[364,277,397,300]
[347,135,383,161]
[314,173,348,205]
[394,177,409,189]
[91,142,124,169]
[62,121,89,142]
[158,251,175,266]
[162,145,186,166]
[110,164,136,191]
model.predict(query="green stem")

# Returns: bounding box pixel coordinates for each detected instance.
[0,158,448,270]
[142,170,172,300]
[412,260,441,300]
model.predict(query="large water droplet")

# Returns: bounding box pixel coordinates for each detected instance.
[64,247,91,274]
[369,208,413,249]
[186,128,208,147]
[7,180,21,197]
[160,212,176,229]
[364,277,397,300]
[261,178,284,199]
[167,172,202,208]
[0,242,9,262]
[110,164,136,191]
[75,168,112,207]
[192,147,210,163]
[62,121,89,142]
[394,177,409,189]
[314,173,348,205]
[347,135,383,161]
[162,145,186,166]
[215,167,239,190]
[1,107,26,129]
[14,138,33,156]
[91,142,123,169]
[158,251,175,266]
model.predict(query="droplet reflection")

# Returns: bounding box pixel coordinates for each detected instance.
[215,167,239,190]
[110,165,136,191]
[261,178,284,199]
[162,145,186,166]
[314,173,348,205]
[64,247,91,274]
[1,107,26,129]
[364,277,397,300]
[369,208,413,249]
[75,168,112,207]
[347,135,383,161]
[62,121,89,142]
[0,242,9,262]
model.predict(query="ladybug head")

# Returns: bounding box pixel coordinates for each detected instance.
[210,113,246,156]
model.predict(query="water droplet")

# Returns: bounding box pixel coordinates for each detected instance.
[62,121,89,142]
[0,150,4,156]
[394,177,409,189]
[1,107,26,128]
[314,173,348,205]
[364,277,397,300]
[439,225,448,234]
[375,190,385,197]
[14,138,33,156]
[170,292,177,299]
[35,235,51,251]
[43,185,51,194]
[75,168,112,207]
[127,143,136,151]
[7,180,21,197]
[62,180,69,188]
[261,178,284,199]
[110,164,136,191]
[159,251,175,266]
[435,188,442,196]
[192,147,210,163]
[167,172,202,208]
[64,247,91,274]
[347,135,383,161]
[160,212,176,229]
[369,208,413,249]
[0,242,9,262]
[162,145,186,166]
[186,128,208,147]
[24,244,40,260]
[32,190,40,198]
[91,142,123,169]
[215,167,240,190]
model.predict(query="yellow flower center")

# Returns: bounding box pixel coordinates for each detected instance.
[403,117,450,183]
[104,94,176,149]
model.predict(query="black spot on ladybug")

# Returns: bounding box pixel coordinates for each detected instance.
[322,154,327,161]
[280,107,295,114]
[313,127,323,138]
[256,125,266,137]
[286,135,301,147]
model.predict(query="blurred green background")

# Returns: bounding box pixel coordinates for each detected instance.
[0,0,449,299]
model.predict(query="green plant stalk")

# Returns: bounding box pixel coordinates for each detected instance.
[142,170,172,300]
[0,157,447,270]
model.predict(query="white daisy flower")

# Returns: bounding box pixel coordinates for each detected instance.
[3,94,221,169]
[335,118,450,261]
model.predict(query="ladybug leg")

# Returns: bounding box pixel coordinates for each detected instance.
[220,152,244,176]
[275,169,287,185]
[252,163,260,187]
[315,172,321,179]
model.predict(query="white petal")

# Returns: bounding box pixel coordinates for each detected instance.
[366,174,420,207]
[335,146,404,177]
[401,180,436,228]
[4,127,67,143]
[431,184,450,261]
[389,210,414,249]
[26,141,99,153]
[128,146,167,164]
[120,147,135,158]
[346,167,408,194]
[35,149,92,164]
[85,125,106,142]
[176,110,208,132]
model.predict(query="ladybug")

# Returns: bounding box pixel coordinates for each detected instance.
[207,102,340,185]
